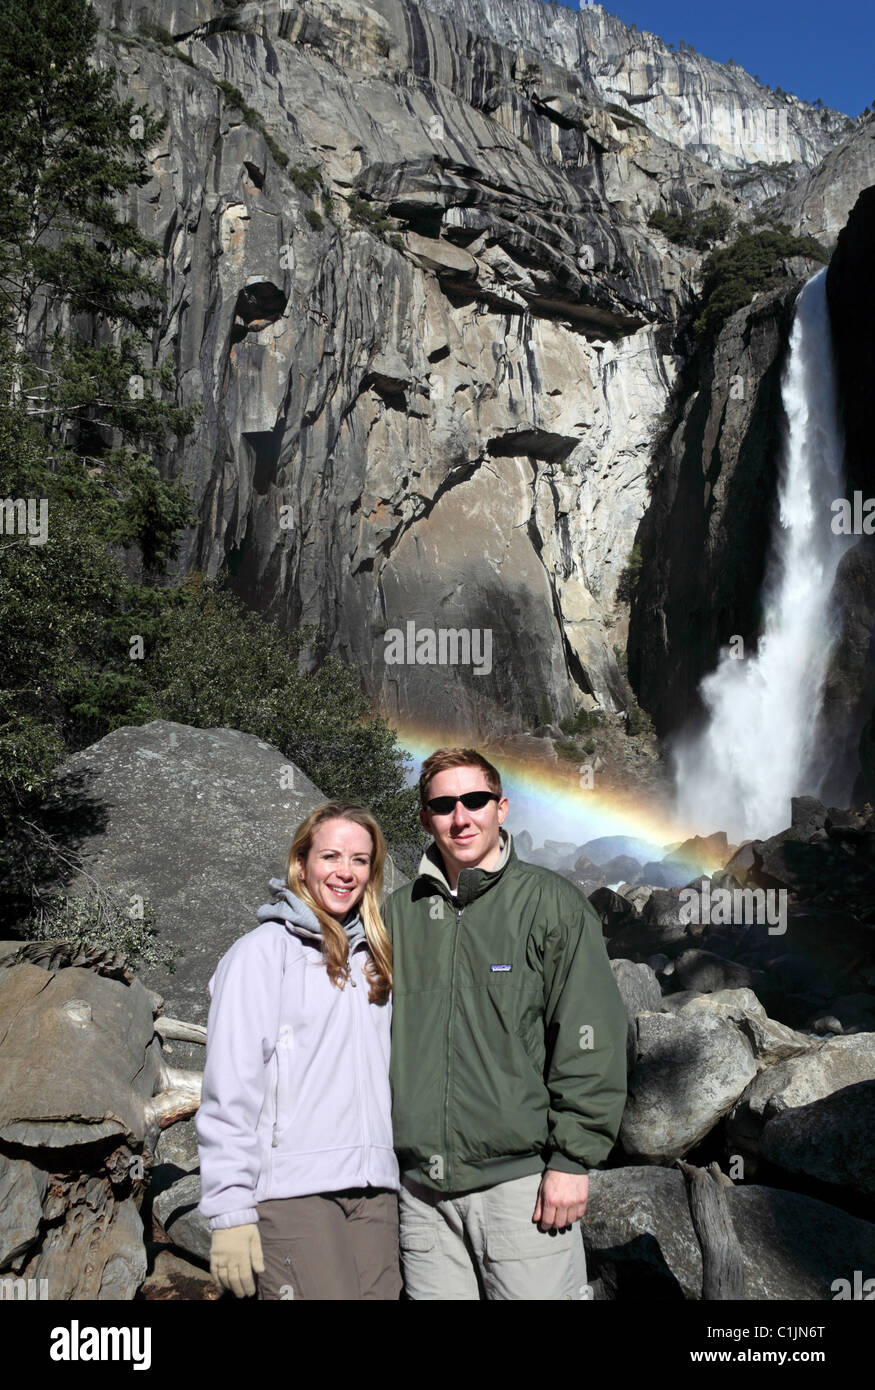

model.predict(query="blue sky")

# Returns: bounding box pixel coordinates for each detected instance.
[544,1,872,116]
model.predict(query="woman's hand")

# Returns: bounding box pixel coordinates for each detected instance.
[210,1224,265,1297]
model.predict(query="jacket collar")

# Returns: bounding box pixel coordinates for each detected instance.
[418,828,515,907]
[258,879,367,951]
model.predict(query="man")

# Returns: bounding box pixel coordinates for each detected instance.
[383,747,628,1300]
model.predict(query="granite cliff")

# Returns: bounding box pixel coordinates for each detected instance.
[68,1,874,750]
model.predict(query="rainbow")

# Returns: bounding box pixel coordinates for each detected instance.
[391,715,712,862]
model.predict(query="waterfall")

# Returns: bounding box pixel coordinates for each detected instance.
[673,268,849,842]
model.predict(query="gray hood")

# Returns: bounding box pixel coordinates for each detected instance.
[257,879,366,950]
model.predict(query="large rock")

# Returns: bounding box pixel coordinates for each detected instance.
[610,959,663,1071]
[619,1009,757,1162]
[0,954,201,1298]
[585,1166,875,1300]
[0,963,163,1149]
[726,1034,875,1196]
[44,721,404,1026]
[758,1082,875,1206]
[153,1172,211,1266]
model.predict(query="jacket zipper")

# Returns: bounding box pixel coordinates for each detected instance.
[351,945,366,1178]
[272,1024,293,1147]
[442,903,464,1188]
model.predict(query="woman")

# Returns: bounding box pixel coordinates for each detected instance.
[196,801,401,1300]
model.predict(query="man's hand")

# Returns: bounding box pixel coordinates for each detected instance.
[210,1223,265,1297]
[532,1170,589,1232]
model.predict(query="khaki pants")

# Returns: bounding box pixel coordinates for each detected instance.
[256,1189,401,1301]
[399,1172,589,1300]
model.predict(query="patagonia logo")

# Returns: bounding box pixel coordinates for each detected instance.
[490,963,512,973]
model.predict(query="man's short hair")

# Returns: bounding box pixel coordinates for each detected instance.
[418,748,503,806]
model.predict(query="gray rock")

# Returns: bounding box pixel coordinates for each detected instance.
[758,1081,875,1203]
[726,1033,875,1183]
[610,959,664,1072]
[790,796,828,840]
[0,963,163,1149]
[620,1009,757,1161]
[585,1167,875,1300]
[659,988,815,1069]
[0,1153,47,1270]
[600,855,642,883]
[672,948,765,996]
[46,721,404,1026]
[153,1172,211,1266]
[21,1189,147,1300]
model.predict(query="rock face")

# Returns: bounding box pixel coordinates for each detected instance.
[66,0,866,745]
[778,116,875,249]
[418,0,849,181]
[41,720,405,1028]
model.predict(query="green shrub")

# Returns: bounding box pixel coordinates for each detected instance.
[558,708,604,736]
[290,165,323,196]
[555,738,582,762]
[616,543,643,602]
[136,577,420,855]
[217,81,291,170]
[648,204,733,250]
[347,194,396,237]
[305,208,324,231]
[694,227,828,339]
[626,705,653,736]
[21,883,176,972]
[537,694,553,727]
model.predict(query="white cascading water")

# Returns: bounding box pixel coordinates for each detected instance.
[673,267,849,842]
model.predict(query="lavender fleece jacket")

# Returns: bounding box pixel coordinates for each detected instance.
[196,881,398,1229]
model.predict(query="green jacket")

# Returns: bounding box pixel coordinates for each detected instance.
[383,831,628,1193]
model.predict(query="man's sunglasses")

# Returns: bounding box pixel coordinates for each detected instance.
[424,791,500,815]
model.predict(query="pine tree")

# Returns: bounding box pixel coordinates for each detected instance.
[0,0,192,486]
[0,0,194,910]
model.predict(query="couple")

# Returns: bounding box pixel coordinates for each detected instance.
[195,747,628,1300]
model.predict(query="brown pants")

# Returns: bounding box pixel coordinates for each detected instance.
[256,1189,401,1301]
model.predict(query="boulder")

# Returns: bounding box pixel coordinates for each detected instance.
[585,1167,875,1300]
[600,855,642,883]
[660,988,815,1069]
[619,1010,757,1162]
[0,1153,47,1269]
[0,963,163,1149]
[758,1081,875,1205]
[43,722,406,1031]
[0,954,201,1298]
[790,796,828,841]
[153,1172,211,1266]
[671,948,766,996]
[726,1034,875,1188]
[610,959,663,1071]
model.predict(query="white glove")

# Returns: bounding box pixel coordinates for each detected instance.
[210,1224,265,1298]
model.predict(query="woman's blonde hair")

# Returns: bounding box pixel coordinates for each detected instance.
[285,802,392,1005]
